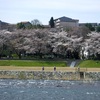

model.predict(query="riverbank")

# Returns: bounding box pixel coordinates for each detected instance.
[0,68,100,80]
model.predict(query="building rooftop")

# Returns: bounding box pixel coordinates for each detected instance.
[55,16,79,22]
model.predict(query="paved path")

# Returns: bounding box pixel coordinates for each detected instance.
[0,66,100,72]
[70,61,76,68]
[0,66,75,72]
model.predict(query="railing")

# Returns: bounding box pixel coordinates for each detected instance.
[75,67,87,72]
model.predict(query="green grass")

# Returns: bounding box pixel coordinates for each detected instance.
[78,60,100,68]
[0,60,67,67]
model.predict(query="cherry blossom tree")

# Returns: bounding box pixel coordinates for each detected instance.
[81,32,100,59]
[0,28,99,60]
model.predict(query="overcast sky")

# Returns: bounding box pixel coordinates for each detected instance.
[0,0,100,24]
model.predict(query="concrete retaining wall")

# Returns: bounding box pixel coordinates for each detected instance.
[0,70,100,80]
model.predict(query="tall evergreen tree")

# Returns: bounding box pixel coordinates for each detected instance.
[17,22,25,29]
[49,17,55,28]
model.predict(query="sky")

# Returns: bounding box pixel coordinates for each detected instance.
[0,0,100,24]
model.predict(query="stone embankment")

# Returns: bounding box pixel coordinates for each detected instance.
[0,70,100,81]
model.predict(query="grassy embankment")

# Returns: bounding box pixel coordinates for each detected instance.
[0,60,100,71]
[0,60,67,67]
[78,60,100,68]
[0,60,68,71]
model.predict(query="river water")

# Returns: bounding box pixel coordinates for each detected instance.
[0,79,100,100]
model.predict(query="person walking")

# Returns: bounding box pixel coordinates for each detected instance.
[54,66,56,71]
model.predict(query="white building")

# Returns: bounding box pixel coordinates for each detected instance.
[54,16,79,29]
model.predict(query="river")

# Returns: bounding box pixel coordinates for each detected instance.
[0,79,100,100]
